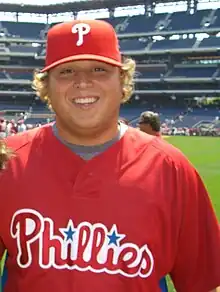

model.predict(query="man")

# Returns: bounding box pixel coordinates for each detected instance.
[0,19,219,292]
[0,119,6,139]
[138,111,161,137]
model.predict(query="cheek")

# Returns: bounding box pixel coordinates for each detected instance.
[48,81,70,103]
[101,78,122,99]
[140,125,148,132]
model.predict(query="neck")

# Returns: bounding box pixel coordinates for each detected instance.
[55,120,119,146]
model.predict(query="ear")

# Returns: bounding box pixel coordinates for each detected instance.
[120,69,124,79]
[119,69,124,96]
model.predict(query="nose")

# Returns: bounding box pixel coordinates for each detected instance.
[73,72,92,89]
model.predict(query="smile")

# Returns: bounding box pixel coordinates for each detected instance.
[72,97,99,105]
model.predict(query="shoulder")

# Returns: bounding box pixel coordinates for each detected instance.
[126,127,193,172]
[5,124,51,153]
[0,125,52,178]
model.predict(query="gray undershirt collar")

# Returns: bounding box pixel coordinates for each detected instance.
[52,122,128,160]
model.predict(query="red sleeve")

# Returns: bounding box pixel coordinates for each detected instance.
[170,157,220,292]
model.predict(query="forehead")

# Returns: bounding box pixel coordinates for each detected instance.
[51,60,116,71]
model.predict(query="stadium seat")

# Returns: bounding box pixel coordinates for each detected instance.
[169,67,217,78]
[0,72,6,79]
[199,36,220,48]
[209,8,220,28]
[101,14,168,34]
[9,72,33,80]
[9,45,39,53]
[150,38,196,50]
[120,39,148,51]
[168,10,211,30]
[137,67,167,78]
[1,21,45,39]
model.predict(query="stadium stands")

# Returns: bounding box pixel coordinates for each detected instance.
[9,45,39,53]
[119,39,148,51]
[168,10,212,30]
[0,8,220,55]
[199,36,220,47]
[0,8,220,38]
[0,72,6,79]
[150,38,196,50]
[2,34,220,54]
[0,0,219,133]
[1,21,45,39]
[8,72,33,79]
[168,66,217,78]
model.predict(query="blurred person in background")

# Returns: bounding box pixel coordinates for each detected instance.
[138,111,161,137]
[17,120,27,133]
[0,119,6,138]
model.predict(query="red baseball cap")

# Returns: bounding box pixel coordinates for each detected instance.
[41,19,122,72]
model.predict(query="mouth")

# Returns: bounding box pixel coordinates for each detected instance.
[71,96,100,109]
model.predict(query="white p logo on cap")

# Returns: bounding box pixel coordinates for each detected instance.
[72,23,91,46]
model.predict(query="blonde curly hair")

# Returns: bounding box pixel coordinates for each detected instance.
[32,57,136,110]
[0,139,14,170]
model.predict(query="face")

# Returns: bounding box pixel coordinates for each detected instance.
[48,60,123,142]
[139,123,155,136]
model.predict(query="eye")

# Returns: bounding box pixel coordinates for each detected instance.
[93,67,106,72]
[60,68,74,75]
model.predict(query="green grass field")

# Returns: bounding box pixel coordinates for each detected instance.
[165,136,220,291]
[1,136,220,291]
[168,136,220,220]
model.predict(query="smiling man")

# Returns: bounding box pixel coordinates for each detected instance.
[0,19,219,292]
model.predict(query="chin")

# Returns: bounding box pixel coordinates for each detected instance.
[73,120,101,130]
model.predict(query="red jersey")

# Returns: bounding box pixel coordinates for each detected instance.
[0,125,219,292]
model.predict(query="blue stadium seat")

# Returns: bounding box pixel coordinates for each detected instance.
[120,108,145,121]
[9,45,39,53]
[177,115,215,127]
[102,14,167,33]
[24,118,48,124]
[137,68,166,78]
[9,72,33,80]
[1,21,45,39]
[0,72,6,78]
[192,108,220,116]
[125,14,167,33]
[169,67,216,78]
[199,36,220,48]
[209,9,220,28]
[151,38,196,50]
[119,39,148,51]
[101,17,131,33]
[168,10,211,30]
[0,47,7,52]
[0,104,29,110]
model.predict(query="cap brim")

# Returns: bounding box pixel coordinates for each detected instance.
[41,54,122,72]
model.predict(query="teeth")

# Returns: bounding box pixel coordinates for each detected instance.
[73,97,98,104]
